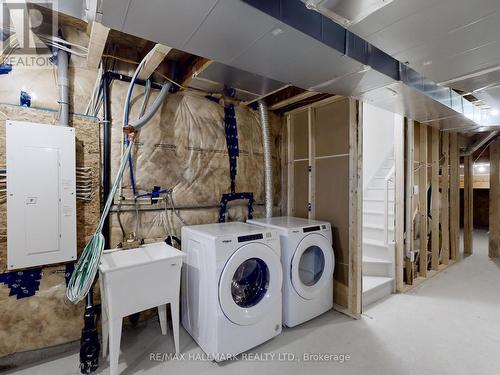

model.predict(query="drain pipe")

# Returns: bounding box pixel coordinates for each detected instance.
[258,101,273,218]
[58,49,69,126]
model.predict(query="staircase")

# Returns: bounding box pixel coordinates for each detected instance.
[362,152,395,308]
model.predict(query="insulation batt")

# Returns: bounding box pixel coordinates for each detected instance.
[109,89,282,246]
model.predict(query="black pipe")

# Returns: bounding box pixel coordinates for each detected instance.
[102,73,111,249]
[101,71,166,249]
[79,70,168,373]
[105,71,164,90]
[79,287,100,374]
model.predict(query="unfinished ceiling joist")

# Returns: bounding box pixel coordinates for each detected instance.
[137,43,173,80]
[180,57,213,87]
[86,22,110,69]
[269,91,319,111]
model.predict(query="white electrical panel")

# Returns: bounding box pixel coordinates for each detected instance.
[7,121,76,270]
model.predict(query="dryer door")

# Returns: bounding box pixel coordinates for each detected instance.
[219,242,282,326]
[291,233,334,300]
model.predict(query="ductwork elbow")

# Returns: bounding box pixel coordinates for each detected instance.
[258,101,273,218]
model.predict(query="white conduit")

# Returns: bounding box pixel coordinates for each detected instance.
[66,58,171,304]
[258,101,273,218]
[57,49,69,126]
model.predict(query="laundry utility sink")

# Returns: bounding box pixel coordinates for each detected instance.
[99,242,185,375]
[99,242,185,316]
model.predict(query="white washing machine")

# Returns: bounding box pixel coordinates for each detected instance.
[247,216,334,327]
[181,222,282,360]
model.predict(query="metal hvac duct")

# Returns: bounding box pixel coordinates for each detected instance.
[95,0,489,132]
[242,0,480,132]
[301,0,394,27]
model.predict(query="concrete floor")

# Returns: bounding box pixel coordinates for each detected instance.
[7,230,500,375]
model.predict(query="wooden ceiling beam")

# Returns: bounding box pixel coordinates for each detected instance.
[269,91,319,111]
[86,22,110,69]
[180,57,213,87]
[137,43,173,80]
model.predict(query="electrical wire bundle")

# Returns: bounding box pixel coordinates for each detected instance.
[76,167,95,202]
[38,34,89,57]
[0,168,6,204]
[66,50,172,304]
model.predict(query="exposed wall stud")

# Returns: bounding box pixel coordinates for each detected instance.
[308,107,316,219]
[348,99,362,317]
[441,132,450,264]
[394,116,405,292]
[405,119,415,285]
[463,155,474,255]
[449,133,460,260]
[489,139,500,258]
[418,123,428,277]
[431,127,439,270]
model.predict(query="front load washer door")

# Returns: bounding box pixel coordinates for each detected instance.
[219,242,282,326]
[291,233,334,300]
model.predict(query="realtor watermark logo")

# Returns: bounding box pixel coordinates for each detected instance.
[1,1,58,67]
[149,351,352,363]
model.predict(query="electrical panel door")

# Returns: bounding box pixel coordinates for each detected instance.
[7,121,76,270]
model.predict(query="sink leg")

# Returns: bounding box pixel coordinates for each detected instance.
[158,305,167,335]
[171,299,180,354]
[101,310,109,358]
[108,318,123,375]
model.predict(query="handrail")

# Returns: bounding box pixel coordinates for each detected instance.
[384,164,396,246]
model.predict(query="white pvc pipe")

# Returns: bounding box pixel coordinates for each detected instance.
[57,49,69,126]
[258,101,273,218]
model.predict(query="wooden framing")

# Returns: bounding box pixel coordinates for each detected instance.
[441,133,450,264]
[394,116,405,292]
[86,22,110,69]
[284,97,361,318]
[308,107,316,219]
[270,91,318,111]
[463,155,474,255]
[430,127,440,270]
[449,133,460,260]
[489,139,500,258]
[405,119,415,285]
[137,44,172,80]
[180,57,213,87]
[348,99,362,318]
[418,124,428,277]
[286,115,294,215]
[400,125,462,290]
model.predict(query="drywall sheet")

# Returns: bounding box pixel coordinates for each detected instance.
[287,98,352,308]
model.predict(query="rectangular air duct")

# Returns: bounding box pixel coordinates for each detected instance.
[302,0,394,26]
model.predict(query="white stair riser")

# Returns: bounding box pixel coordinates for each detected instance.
[365,188,395,201]
[363,279,393,308]
[363,226,394,243]
[364,200,385,211]
[363,242,391,261]
[377,166,393,176]
[363,260,392,277]
[382,159,395,168]
[370,178,393,188]
[363,212,394,226]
